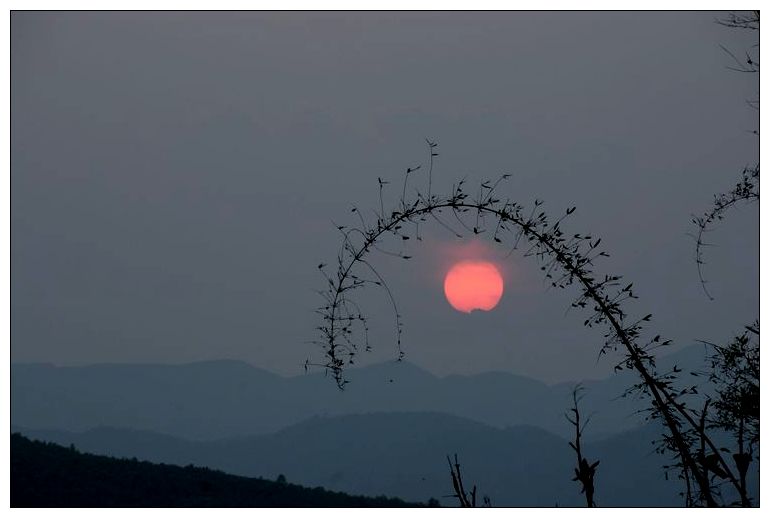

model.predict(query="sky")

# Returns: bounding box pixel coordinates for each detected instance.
[11,11,759,383]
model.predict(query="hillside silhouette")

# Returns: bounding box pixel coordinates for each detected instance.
[10,433,422,507]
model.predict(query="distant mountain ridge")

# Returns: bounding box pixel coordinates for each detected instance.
[11,344,710,441]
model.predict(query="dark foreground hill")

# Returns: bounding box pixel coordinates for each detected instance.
[10,433,420,507]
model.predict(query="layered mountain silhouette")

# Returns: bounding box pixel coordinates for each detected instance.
[16,412,704,506]
[11,344,709,441]
[14,344,754,506]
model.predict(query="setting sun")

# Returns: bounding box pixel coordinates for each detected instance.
[443,260,504,313]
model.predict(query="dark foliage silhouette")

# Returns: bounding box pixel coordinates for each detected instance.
[699,321,759,506]
[10,433,420,507]
[705,322,759,449]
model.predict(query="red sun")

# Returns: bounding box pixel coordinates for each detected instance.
[443,260,504,313]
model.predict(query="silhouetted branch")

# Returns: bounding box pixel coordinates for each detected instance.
[446,454,489,507]
[692,165,759,300]
[718,43,759,74]
[715,12,759,76]
[566,385,598,507]
[313,140,748,504]
[691,13,760,301]
[694,400,719,505]
[447,454,473,507]
[716,11,759,32]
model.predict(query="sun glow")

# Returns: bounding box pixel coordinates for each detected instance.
[443,260,504,313]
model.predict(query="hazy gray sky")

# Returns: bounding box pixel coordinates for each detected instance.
[12,12,758,382]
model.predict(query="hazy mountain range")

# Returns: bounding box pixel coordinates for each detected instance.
[15,413,687,506]
[13,344,755,506]
[11,344,709,441]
